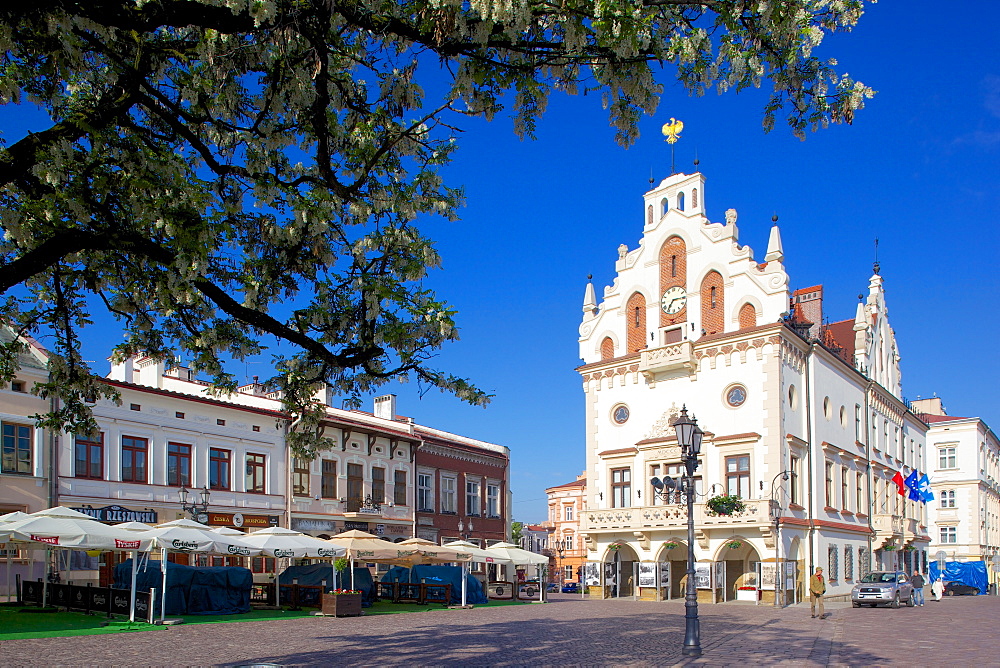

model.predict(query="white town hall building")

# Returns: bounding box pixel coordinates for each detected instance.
[576,169,930,604]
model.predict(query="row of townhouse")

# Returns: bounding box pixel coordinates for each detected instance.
[0,340,510,590]
[572,169,934,603]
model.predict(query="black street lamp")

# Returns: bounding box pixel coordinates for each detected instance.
[650,405,703,658]
[179,485,211,521]
[555,539,566,584]
[768,470,792,607]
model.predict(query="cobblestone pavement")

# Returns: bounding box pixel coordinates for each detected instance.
[0,593,994,667]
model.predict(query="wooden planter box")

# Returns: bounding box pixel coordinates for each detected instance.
[321,593,362,617]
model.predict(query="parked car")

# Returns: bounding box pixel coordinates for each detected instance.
[561,582,580,593]
[851,571,915,608]
[944,581,980,596]
[546,582,560,593]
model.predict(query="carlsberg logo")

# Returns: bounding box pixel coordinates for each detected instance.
[172,539,198,550]
[227,545,251,556]
[273,549,294,558]
[317,548,336,557]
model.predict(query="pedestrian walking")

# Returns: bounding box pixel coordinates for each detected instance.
[810,567,826,618]
[931,577,944,602]
[911,570,925,606]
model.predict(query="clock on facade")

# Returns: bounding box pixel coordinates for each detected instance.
[612,404,630,424]
[660,286,687,314]
[725,384,748,408]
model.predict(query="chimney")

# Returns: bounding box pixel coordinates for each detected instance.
[374,394,397,421]
[792,286,823,339]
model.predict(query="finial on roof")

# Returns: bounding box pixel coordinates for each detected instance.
[649,167,654,186]
[772,213,778,223]
[765,221,784,263]
[694,150,699,169]
[582,275,597,317]
[873,237,880,275]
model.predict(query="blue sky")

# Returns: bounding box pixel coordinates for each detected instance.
[5,2,999,523]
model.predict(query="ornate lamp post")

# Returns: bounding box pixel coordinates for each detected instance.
[457,518,474,540]
[178,485,211,522]
[649,406,703,658]
[769,470,791,607]
[555,539,566,585]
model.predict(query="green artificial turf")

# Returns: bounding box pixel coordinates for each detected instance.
[0,598,532,639]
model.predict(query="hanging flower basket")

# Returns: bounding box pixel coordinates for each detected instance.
[883,545,898,551]
[903,545,916,552]
[608,543,622,552]
[726,540,742,550]
[664,542,680,550]
[706,494,746,516]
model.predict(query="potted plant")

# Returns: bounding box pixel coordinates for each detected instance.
[321,588,363,617]
[883,545,898,551]
[663,541,680,550]
[736,585,758,601]
[725,540,742,550]
[706,494,746,516]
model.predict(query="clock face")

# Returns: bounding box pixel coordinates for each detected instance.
[612,404,630,424]
[661,286,687,314]
[726,385,748,408]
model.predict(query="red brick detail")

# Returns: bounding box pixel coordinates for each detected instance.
[658,236,686,328]
[721,345,733,355]
[738,303,757,329]
[600,337,615,360]
[700,270,724,335]
[625,292,646,353]
[736,341,749,352]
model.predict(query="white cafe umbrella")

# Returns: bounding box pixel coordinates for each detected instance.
[1,507,156,614]
[0,511,31,602]
[136,519,262,622]
[483,542,550,602]
[241,527,346,602]
[443,540,516,608]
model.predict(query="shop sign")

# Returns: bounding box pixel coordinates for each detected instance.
[291,518,338,532]
[384,524,409,535]
[71,505,158,524]
[343,521,370,531]
[206,512,279,528]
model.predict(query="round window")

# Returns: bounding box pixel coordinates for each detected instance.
[612,404,630,425]
[725,384,748,408]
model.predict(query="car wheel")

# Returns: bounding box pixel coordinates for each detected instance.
[906,592,915,607]
[972,589,980,596]
[891,593,900,609]
[852,602,860,608]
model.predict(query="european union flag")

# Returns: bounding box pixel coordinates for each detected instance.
[917,473,934,503]
[904,469,920,502]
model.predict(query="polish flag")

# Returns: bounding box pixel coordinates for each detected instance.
[891,471,906,496]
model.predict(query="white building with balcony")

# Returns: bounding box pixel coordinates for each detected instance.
[576,170,929,603]
[914,397,1000,563]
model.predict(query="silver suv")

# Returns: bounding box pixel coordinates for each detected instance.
[851,571,914,608]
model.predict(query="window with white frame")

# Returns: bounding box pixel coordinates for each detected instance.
[940,526,957,543]
[940,490,956,508]
[563,565,574,581]
[565,533,574,550]
[564,505,574,521]
[487,483,500,517]
[466,479,481,516]
[440,474,456,513]
[417,472,434,511]
[938,446,957,469]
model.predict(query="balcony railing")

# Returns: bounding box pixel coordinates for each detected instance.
[638,341,696,378]
[582,498,769,531]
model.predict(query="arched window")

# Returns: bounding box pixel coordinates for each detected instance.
[691,188,698,208]
[600,337,615,360]
[625,292,646,353]
[661,197,669,216]
[646,205,653,226]
[677,192,685,211]
[738,303,757,329]
[700,271,724,335]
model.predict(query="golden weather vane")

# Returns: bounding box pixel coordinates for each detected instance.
[661,118,684,144]
[661,117,684,175]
